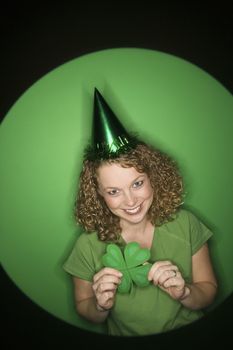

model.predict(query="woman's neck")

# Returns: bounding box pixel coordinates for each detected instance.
[120,219,155,249]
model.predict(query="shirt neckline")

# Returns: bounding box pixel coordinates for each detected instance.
[117,225,157,251]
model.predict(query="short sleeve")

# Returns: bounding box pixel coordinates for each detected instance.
[187,211,213,255]
[63,233,95,281]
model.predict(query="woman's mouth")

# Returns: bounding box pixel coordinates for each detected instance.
[124,204,142,215]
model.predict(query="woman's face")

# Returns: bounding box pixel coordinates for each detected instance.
[97,163,154,226]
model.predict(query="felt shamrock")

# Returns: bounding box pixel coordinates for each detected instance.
[102,242,152,293]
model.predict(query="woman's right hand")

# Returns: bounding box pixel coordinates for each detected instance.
[92,267,122,311]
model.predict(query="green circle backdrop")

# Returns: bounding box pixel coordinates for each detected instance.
[1,48,233,334]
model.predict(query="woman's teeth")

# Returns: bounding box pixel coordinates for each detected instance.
[125,205,141,214]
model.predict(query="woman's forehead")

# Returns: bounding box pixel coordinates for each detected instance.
[97,163,145,187]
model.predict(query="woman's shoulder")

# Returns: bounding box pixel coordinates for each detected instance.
[166,208,194,226]
[172,208,201,224]
[173,208,210,229]
[167,208,212,241]
[74,230,107,251]
[75,230,101,246]
[158,208,199,242]
[76,230,98,242]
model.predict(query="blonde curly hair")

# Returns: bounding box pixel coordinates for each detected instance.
[75,143,184,242]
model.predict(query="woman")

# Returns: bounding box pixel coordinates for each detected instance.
[63,89,217,336]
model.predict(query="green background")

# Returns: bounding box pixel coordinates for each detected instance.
[0,48,233,334]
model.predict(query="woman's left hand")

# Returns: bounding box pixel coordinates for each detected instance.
[148,260,189,300]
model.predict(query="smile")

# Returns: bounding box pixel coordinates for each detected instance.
[124,204,142,215]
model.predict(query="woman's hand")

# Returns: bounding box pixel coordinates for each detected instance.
[148,260,190,300]
[92,267,122,311]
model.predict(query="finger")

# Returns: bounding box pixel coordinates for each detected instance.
[157,269,179,286]
[163,271,184,289]
[93,276,121,293]
[148,261,173,281]
[98,274,122,285]
[149,264,179,285]
[97,282,118,294]
[93,267,122,283]
[93,275,122,294]
[97,291,115,308]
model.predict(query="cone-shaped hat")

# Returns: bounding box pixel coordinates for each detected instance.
[84,88,139,161]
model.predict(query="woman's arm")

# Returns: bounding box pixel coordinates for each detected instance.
[148,243,217,310]
[180,243,217,310]
[72,267,122,324]
[73,277,109,324]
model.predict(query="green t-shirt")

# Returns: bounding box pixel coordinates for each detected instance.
[63,209,213,336]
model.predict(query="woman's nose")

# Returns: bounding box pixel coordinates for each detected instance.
[124,191,137,207]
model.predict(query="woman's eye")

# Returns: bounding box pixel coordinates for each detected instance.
[107,189,119,196]
[133,180,143,188]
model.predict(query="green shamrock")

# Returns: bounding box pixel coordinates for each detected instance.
[102,242,152,293]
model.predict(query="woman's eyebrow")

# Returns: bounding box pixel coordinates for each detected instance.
[104,175,145,190]
[104,186,119,190]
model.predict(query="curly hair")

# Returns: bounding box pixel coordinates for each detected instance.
[75,143,184,242]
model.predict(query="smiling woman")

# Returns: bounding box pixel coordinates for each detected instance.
[97,165,154,229]
[63,88,217,336]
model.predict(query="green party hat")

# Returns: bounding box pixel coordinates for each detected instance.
[84,88,140,161]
